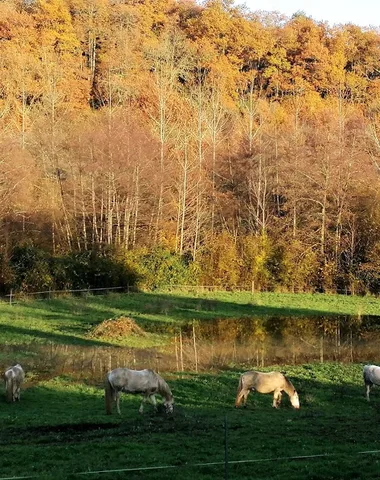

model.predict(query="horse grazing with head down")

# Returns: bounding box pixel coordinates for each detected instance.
[4,364,25,403]
[235,370,300,409]
[105,368,174,415]
[363,364,380,401]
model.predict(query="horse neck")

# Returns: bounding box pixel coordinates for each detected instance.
[157,376,172,401]
[283,377,295,396]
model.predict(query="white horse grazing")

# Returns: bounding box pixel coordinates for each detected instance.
[105,368,174,415]
[235,370,300,409]
[363,365,380,401]
[4,364,25,403]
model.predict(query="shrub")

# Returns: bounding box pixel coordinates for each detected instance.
[7,244,138,293]
[238,234,273,291]
[9,244,53,292]
[55,250,138,290]
[124,246,198,290]
[200,233,241,288]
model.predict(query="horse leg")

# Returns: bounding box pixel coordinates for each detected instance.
[239,389,251,408]
[235,388,249,408]
[243,389,251,408]
[116,392,122,415]
[273,390,282,408]
[366,383,372,402]
[148,394,158,412]
[139,395,148,414]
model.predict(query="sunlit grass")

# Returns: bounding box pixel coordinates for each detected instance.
[0,363,379,479]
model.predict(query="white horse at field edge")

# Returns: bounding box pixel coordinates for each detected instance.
[363,365,380,401]
[235,371,300,409]
[105,368,174,415]
[4,364,25,403]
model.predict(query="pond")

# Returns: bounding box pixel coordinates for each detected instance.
[2,315,380,381]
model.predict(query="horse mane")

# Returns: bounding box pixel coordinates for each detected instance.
[282,374,296,395]
[156,373,172,400]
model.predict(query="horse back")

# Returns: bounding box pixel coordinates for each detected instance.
[241,371,287,393]
[4,364,24,381]
[363,365,380,385]
[108,368,160,393]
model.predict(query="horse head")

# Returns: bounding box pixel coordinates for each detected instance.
[163,397,174,414]
[290,391,300,409]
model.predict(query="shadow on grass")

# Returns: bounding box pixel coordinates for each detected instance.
[0,323,118,347]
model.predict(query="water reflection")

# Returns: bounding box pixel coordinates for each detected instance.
[179,315,380,369]
[2,315,380,380]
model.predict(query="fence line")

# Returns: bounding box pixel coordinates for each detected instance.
[6,286,126,297]
[2,286,130,305]
[1,284,358,304]
[2,448,380,480]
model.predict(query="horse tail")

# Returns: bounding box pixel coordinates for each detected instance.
[5,373,14,403]
[363,365,371,385]
[105,375,115,415]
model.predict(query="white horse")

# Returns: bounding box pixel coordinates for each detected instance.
[363,364,380,401]
[105,368,174,415]
[235,370,300,409]
[4,364,25,403]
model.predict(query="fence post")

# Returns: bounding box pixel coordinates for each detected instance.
[9,289,13,306]
[224,415,229,480]
[192,321,198,373]
[179,328,184,373]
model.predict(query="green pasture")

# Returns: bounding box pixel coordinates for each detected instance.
[1,292,380,479]
[0,363,380,479]
[0,291,379,348]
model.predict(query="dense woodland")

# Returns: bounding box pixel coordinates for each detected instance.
[1,0,380,294]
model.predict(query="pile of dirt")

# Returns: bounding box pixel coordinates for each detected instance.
[89,316,147,339]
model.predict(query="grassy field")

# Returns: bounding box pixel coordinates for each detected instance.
[1,291,380,479]
[1,363,380,479]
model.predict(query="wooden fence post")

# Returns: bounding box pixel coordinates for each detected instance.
[179,328,184,373]
[193,321,198,373]
[174,334,179,372]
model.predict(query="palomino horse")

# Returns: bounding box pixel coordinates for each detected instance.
[235,371,300,409]
[363,364,380,401]
[105,368,174,415]
[3,364,25,403]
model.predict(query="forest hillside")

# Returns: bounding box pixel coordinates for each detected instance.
[1,0,380,294]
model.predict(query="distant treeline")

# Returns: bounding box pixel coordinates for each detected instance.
[0,0,380,294]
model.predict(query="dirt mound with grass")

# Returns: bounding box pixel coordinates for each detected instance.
[89,316,147,339]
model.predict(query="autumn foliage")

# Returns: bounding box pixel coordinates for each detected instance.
[1,0,380,294]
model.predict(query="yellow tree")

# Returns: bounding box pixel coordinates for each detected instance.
[142,28,194,242]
